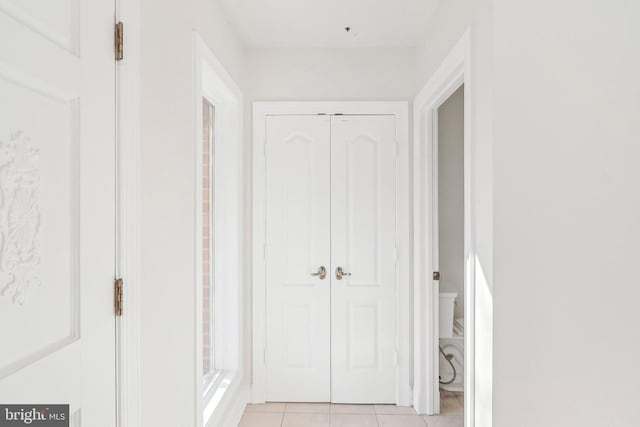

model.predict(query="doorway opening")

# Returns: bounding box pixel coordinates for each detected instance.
[432,85,465,425]
[413,31,475,427]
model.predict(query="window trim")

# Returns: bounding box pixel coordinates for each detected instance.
[193,32,244,427]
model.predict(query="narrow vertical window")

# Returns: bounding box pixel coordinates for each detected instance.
[202,99,214,376]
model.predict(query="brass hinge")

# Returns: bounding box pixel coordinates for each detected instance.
[114,278,123,316]
[115,21,124,61]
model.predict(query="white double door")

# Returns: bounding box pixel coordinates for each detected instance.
[265,114,397,403]
[0,0,117,424]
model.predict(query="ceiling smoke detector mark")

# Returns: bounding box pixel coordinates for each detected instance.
[344,26,358,38]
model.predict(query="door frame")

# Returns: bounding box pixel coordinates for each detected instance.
[413,30,475,423]
[252,101,411,405]
[115,0,142,426]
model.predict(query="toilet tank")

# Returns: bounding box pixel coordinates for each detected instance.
[439,292,457,338]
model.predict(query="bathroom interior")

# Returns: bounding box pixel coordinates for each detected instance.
[433,85,465,425]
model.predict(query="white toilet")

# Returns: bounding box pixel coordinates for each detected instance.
[439,292,464,392]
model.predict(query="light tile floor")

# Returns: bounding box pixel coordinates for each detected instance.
[239,393,463,427]
[424,391,464,427]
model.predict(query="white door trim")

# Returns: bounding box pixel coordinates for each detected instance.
[413,29,476,425]
[252,101,411,406]
[115,0,142,426]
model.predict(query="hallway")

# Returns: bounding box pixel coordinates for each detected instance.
[2,0,640,426]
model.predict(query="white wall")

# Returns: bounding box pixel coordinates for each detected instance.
[247,47,417,101]
[138,0,246,426]
[419,0,640,425]
[493,1,640,426]
[415,0,472,90]
[438,86,465,319]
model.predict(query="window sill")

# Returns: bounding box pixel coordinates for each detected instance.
[203,370,239,425]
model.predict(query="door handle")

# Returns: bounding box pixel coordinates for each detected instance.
[335,266,351,280]
[311,266,327,280]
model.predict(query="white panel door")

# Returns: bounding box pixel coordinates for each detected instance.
[265,115,331,402]
[0,0,116,424]
[330,115,397,403]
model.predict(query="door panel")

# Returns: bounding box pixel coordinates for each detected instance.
[330,115,397,403]
[265,115,331,402]
[0,0,116,424]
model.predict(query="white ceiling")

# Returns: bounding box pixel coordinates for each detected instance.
[217,0,441,48]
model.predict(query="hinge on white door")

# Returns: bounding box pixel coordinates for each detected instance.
[394,247,398,263]
[395,351,399,366]
[115,22,124,61]
[394,142,399,157]
[114,278,123,316]
[263,244,268,259]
